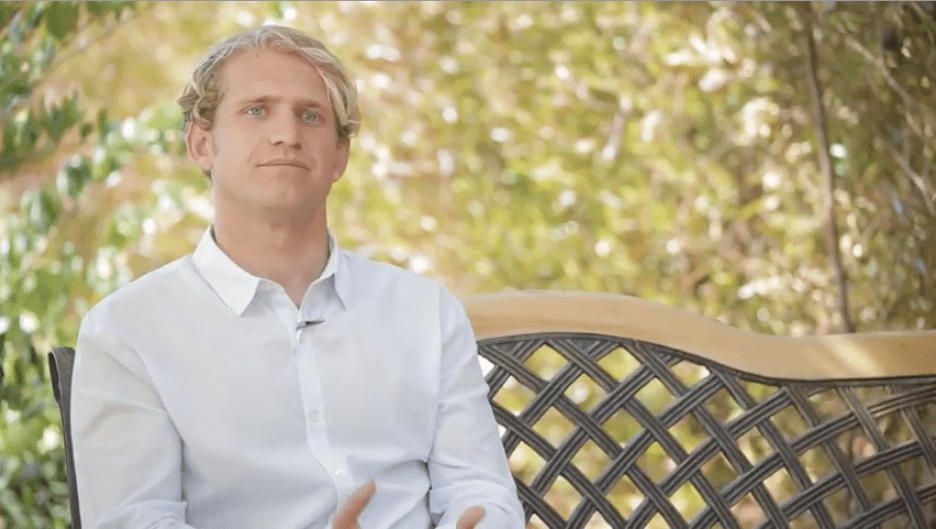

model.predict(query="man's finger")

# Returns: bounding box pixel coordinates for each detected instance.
[332,479,376,529]
[456,505,486,529]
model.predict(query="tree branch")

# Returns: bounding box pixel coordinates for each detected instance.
[800,6,855,333]
[888,143,936,217]
[843,36,936,134]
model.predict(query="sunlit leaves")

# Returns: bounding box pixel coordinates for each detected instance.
[43,2,79,42]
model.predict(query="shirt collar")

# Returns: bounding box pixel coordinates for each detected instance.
[192,226,348,316]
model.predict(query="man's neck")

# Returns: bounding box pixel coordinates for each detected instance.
[212,212,330,308]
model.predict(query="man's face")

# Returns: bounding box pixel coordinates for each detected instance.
[187,47,350,221]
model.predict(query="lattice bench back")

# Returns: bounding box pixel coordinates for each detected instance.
[468,293,936,529]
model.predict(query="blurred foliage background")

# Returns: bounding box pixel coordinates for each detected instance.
[0,1,933,527]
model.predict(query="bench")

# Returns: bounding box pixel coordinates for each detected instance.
[49,291,936,528]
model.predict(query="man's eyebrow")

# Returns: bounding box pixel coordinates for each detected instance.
[233,95,329,108]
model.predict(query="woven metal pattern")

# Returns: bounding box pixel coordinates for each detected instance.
[478,333,936,529]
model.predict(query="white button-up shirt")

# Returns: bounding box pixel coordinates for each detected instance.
[71,228,524,529]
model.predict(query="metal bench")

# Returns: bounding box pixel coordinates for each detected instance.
[465,292,936,528]
[49,291,936,528]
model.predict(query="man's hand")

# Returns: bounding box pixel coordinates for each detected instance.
[333,480,376,529]
[333,482,485,529]
[456,505,486,529]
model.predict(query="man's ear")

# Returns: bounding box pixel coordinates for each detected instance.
[330,137,351,183]
[185,120,214,175]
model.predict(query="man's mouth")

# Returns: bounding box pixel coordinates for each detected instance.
[259,159,309,170]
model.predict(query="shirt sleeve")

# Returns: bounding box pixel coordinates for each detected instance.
[427,288,526,529]
[71,308,199,529]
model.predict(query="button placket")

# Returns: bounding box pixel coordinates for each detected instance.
[329,458,355,499]
[295,320,351,503]
[296,329,326,433]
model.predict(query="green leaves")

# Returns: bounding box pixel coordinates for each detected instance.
[41,94,80,142]
[20,188,60,233]
[0,2,136,178]
[0,94,83,172]
[0,3,144,527]
[43,2,79,42]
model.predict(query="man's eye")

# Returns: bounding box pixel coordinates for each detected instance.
[302,110,321,124]
[245,106,265,117]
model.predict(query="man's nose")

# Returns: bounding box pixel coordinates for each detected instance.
[267,115,302,148]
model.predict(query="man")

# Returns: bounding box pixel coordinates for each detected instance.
[71,25,524,529]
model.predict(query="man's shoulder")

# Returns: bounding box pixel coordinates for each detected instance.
[83,255,195,325]
[339,249,470,332]
[340,248,448,298]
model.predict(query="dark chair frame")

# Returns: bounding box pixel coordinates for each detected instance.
[48,346,81,529]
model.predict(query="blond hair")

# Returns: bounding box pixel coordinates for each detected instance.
[177,25,360,139]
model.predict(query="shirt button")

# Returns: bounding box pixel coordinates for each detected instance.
[334,468,346,477]
[307,410,320,422]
